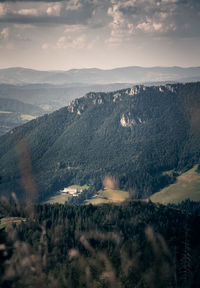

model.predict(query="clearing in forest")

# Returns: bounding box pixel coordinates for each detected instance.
[151,165,200,204]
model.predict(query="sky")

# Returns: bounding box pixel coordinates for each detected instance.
[0,0,200,71]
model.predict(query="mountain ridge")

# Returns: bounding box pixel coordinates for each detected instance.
[0,82,199,202]
[0,82,135,135]
[0,66,200,85]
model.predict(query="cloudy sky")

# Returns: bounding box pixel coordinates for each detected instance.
[0,0,200,70]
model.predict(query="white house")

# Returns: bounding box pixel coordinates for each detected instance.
[60,187,83,197]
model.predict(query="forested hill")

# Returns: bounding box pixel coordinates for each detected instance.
[0,82,200,202]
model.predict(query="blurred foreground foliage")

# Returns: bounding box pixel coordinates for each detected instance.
[1,200,200,288]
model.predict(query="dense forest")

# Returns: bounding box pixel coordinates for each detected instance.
[0,82,200,202]
[1,200,200,288]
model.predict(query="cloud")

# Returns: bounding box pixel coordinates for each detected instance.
[64,24,86,33]
[161,0,178,3]
[56,35,67,48]
[0,26,9,39]
[0,25,31,43]
[56,33,87,49]
[106,0,200,45]
[107,1,132,45]
[72,34,87,48]
[136,18,164,33]
[0,0,98,26]
[66,0,82,11]
[18,8,39,16]
[0,3,6,16]
[0,0,64,2]
[46,3,62,16]
[15,32,30,41]
[0,0,199,49]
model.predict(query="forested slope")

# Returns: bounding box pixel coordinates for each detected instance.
[0,82,199,202]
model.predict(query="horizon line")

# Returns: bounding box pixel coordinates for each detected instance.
[0,65,200,73]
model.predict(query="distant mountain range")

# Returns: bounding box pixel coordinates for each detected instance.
[0,82,199,202]
[0,66,200,85]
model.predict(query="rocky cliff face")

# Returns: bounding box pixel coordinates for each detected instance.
[67,84,177,129]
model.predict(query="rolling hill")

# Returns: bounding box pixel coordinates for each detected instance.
[0,66,200,85]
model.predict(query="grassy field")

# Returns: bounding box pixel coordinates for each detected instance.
[44,193,70,204]
[20,114,36,121]
[0,111,36,121]
[85,189,129,205]
[151,165,200,204]
[0,217,26,230]
[0,111,12,114]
